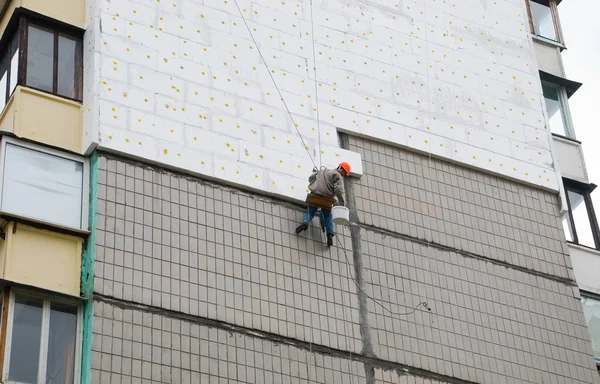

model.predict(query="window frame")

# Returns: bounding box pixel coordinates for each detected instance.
[0,14,83,111]
[0,136,90,231]
[526,0,565,46]
[18,16,84,102]
[1,288,82,384]
[542,81,576,140]
[563,179,600,250]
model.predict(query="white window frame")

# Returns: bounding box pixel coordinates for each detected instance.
[542,81,576,140]
[2,288,82,384]
[0,137,89,231]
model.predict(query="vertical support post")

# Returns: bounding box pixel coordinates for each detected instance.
[80,151,98,384]
[339,133,374,369]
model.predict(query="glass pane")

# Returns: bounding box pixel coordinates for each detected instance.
[2,143,84,228]
[57,34,77,98]
[531,2,557,40]
[582,297,600,362]
[543,84,567,137]
[9,295,43,383]
[26,25,54,93]
[562,214,574,242]
[0,52,7,109]
[568,190,596,248]
[9,33,19,95]
[46,303,77,384]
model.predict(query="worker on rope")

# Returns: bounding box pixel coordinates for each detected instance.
[296,162,351,247]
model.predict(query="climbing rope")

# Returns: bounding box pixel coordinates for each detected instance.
[231,0,436,379]
[309,0,323,168]
[232,0,318,169]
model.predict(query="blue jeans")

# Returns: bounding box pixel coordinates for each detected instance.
[303,205,335,236]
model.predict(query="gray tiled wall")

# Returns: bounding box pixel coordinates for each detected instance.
[360,227,597,384]
[91,300,366,383]
[374,369,452,384]
[94,144,600,383]
[96,156,361,353]
[348,136,572,280]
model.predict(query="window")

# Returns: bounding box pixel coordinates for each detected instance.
[0,17,82,111]
[0,137,89,230]
[527,0,563,44]
[542,83,574,138]
[2,290,81,384]
[562,180,600,250]
[0,34,19,109]
[582,296,600,364]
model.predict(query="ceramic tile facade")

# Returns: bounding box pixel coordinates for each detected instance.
[94,152,600,384]
[348,135,571,280]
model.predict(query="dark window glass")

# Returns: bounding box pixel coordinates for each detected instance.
[57,34,77,98]
[582,297,600,362]
[9,295,43,383]
[27,24,54,93]
[542,84,568,137]
[531,1,557,40]
[46,303,77,384]
[568,190,596,248]
[0,52,7,108]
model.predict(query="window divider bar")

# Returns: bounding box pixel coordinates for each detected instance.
[37,299,50,384]
[584,192,600,249]
[558,86,576,139]
[525,0,536,35]
[17,17,27,88]
[550,0,565,44]
[75,38,83,101]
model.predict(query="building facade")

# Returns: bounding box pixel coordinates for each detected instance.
[528,0,600,374]
[0,0,594,383]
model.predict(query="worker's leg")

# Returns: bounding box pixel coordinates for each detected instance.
[303,205,319,223]
[296,205,318,234]
[321,209,335,246]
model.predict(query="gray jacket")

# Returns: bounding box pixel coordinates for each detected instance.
[308,168,345,203]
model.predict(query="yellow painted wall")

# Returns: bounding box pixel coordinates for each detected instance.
[0,0,85,36]
[0,222,82,296]
[0,86,83,153]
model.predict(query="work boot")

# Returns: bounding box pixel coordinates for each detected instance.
[295,222,308,234]
[327,234,334,247]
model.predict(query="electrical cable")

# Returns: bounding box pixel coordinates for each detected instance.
[233,0,317,169]
[336,235,430,317]
[332,232,356,384]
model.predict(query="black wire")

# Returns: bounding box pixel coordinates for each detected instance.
[335,235,431,317]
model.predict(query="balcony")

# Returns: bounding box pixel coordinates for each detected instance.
[0,86,82,153]
[0,221,83,296]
